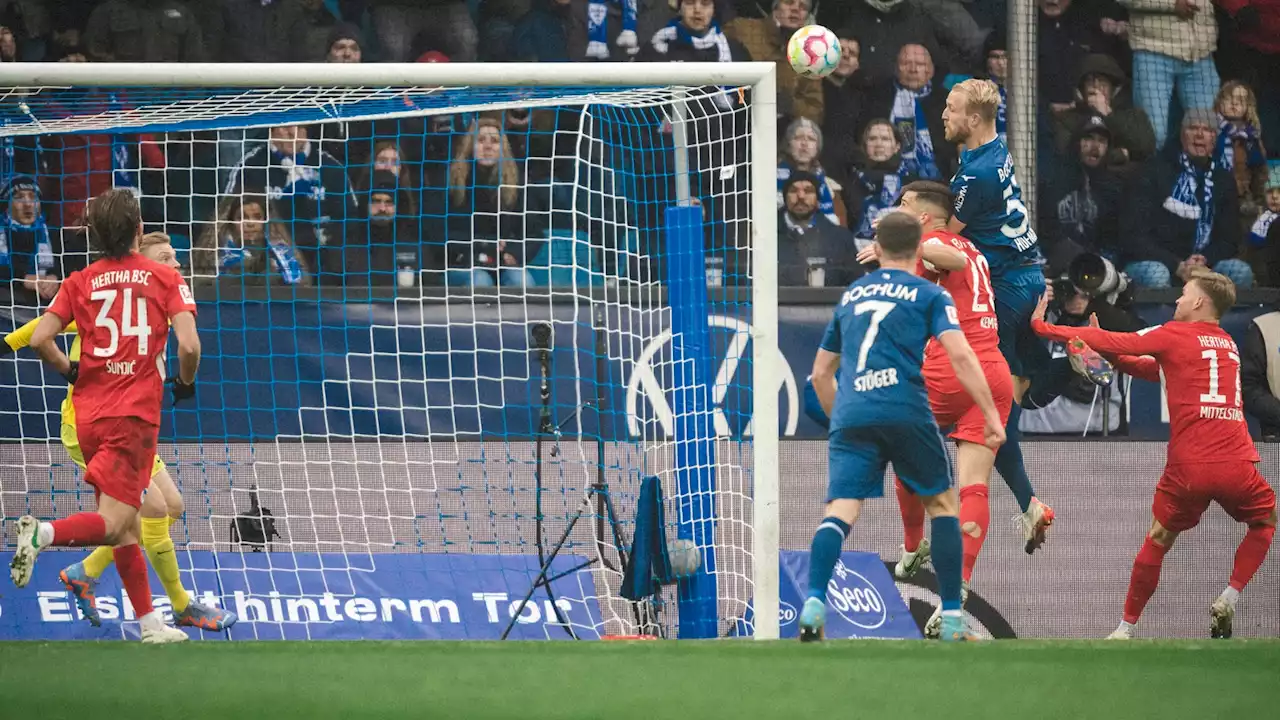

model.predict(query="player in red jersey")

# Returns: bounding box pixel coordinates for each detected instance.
[858,183,1027,638]
[8,189,202,644]
[1032,270,1275,639]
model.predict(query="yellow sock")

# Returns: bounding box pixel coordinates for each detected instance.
[81,545,115,579]
[141,516,190,613]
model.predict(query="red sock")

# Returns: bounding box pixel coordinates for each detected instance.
[959,484,990,583]
[112,545,155,618]
[895,478,926,553]
[49,512,107,547]
[1229,525,1275,591]
[1123,537,1170,624]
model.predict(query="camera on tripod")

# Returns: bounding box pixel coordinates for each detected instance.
[229,485,281,552]
[1055,253,1134,307]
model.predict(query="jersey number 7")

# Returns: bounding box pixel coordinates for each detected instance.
[90,288,150,357]
[853,300,895,372]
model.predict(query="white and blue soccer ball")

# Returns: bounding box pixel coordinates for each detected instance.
[787,25,842,79]
[667,538,702,579]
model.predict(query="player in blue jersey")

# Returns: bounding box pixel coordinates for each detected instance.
[800,212,1005,643]
[943,78,1055,553]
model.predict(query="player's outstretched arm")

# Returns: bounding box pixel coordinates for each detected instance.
[1081,313,1161,383]
[810,348,840,419]
[171,311,201,384]
[938,330,1006,450]
[29,312,75,380]
[1,318,78,355]
[1031,293,1168,357]
[920,241,966,272]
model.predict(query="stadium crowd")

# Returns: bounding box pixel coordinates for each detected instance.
[0,0,1277,298]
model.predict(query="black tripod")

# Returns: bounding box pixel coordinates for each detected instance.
[501,317,640,640]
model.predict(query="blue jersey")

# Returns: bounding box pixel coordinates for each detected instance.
[819,268,962,431]
[951,137,1043,280]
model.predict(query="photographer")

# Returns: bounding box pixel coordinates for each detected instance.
[1021,270,1146,435]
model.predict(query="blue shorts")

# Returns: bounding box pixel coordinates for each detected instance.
[827,424,953,501]
[993,269,1049,379]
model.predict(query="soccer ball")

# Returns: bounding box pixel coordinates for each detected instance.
[787,25,841,79]
[667,538,702,579]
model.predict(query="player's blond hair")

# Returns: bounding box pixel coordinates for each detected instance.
[1187,269,1236,319]
[138,231,171,255]
[951,78,1001,124]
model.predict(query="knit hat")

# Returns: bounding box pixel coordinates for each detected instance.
[983,27,1006,58]
[370,170,400,196]
[1077,113,1112,141]
[1181,108,1218,130]
[327,22,364,52]
[3,175,39,203]
[783,170,821,196]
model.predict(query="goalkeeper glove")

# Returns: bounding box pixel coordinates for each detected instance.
[63,361,79,385]
[171,376,196,404]
[1067,338,1115,387]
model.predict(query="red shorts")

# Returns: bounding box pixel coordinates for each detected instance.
[78,416,160,509]
[1153,461,1276,533]
[926,356,1013,446]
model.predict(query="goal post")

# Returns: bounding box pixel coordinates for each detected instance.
[0,61,780,641]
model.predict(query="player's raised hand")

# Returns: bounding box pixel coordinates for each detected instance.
[1032,291,1050,323]
[1089,312,1100,329]
[856,242,881,265]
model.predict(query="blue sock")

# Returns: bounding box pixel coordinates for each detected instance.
[807,517,851,600]
[930,515,964,611]
[994,401,1035,512]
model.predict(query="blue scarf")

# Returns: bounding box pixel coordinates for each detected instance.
[649,17,732,61]
[218,227,304,285]
[587,0,637,58]
[777,163,838,225]
[270,145,323,202]
[1215,119,1266,172]
[854,166,906,239]
[1251,209,1276,249]
[891,83,939,179]
[1,214,53,275]
[1162,153,1216,254]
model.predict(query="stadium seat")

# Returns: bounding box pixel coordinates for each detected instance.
[526,230,601,287]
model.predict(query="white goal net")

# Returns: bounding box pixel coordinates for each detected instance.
[0,62,780,641]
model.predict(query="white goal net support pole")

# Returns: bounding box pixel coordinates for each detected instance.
[0,62,780,641]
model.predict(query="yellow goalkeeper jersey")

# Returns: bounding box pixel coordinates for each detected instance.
[5,318,82,428]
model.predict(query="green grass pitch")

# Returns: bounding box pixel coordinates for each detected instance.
[2,640,1277,719]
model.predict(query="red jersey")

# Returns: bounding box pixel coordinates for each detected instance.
[48,253,197,427]
[919,230,1002,367]
[1031,319,1259,465]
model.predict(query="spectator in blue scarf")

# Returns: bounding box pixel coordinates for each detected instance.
[1,175,59,304]
[846,119,916,248]
[777,117,847,227]
[1120,109,1252,288]
[194,195,310,287]
[860,43,955,180]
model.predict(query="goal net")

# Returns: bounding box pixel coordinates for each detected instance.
[0,62,780,641]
